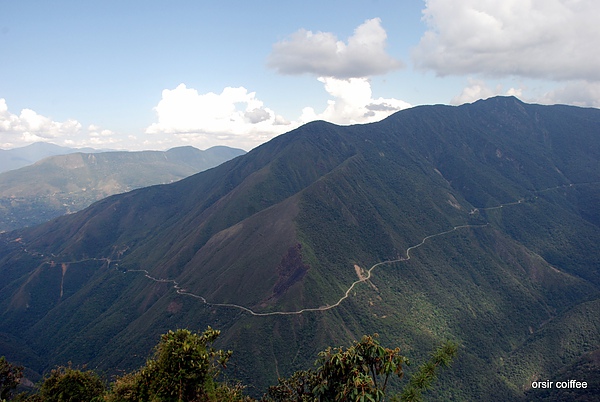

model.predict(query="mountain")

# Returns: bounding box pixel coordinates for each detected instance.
[0,146,246,232]
[0,97,599,400]
[0,142,104,174]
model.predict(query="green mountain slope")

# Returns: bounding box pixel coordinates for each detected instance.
[0,96,599,400]
[0,145,245,231]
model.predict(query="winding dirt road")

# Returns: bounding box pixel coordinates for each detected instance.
[128,182,589,316]
[7,181,595,317]
[122,223,488,316]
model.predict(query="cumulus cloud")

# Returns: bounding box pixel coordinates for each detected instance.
[87,125,121,146]
[413,0,600,81]
[538,81,600,108]
[141,19,414,150]
[0,98,123,149]
[268,18,403,78]
[300,77,411,124]
[144,84,292,150]
[0,98,81,148]
[145,80,411,150]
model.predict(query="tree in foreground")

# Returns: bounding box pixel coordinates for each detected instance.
[6,329,456,401]
[107,327,249,402]
[1,356,23,401]
[264,335,457,402]
[37,364,105,402]
[398,341,458,402]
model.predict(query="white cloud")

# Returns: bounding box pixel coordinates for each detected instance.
[144,84,293,150]
[413,0,600,81]
[145,80,411,151]
[300,77,411,124]
[87,125,120,146]
[0,98,123,149]
[0,98,82,148]
[538,81,600,108]
[268,18,403,78]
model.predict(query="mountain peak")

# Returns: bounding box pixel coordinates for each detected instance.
[1,99,599,400]
[473,94,523,104]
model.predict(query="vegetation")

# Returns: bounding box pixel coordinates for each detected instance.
[398,341,458,402]
[105,327,240,402]
[265,335,457,402]
[0,145,244,232]
[1,357,23,401]
[1,97,599,400]
[2,329,455,401]
[36,365,105,402]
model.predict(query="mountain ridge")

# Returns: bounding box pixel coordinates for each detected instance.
[0,142,109,174]
[1,96,599,400]
[0,145,245,231]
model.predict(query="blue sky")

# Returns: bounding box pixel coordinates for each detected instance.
[1,0,598,151]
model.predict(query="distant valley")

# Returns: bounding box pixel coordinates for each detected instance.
[1,97,599,400]
[0,145,245,231]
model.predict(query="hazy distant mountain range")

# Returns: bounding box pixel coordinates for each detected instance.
[0,145,245,231]
[1,97,598,400]
[0,142,108,174]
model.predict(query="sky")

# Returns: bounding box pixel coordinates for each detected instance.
[1,0,599,151]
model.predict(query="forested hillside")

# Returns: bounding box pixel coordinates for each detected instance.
[1,96,598,400]
[0,145,244,231]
